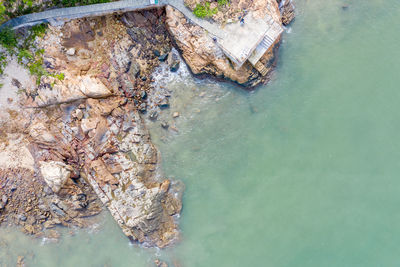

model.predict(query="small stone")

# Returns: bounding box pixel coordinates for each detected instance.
[170,62,180,72]
[73,109,83,120]
[140,90,147,99]
[149,111,158,121]
[158,54,168,62]
[161,121,169,129]
[97,31,103,36]
[17,256,25,267]
[11,78,22,88]
[172,112,179,118]
[170,125,179,132]
[199,92,206,97]
[158,98,169,109]
[1,195,7,204]
[139,103,147,113]
[66,47,76,56]
[18,214,27,221]
[153,50,161,57]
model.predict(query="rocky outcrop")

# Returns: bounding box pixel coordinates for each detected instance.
[1,11,182,248]
[278,0,295,25]
[165,0,283,87]
[80,100,182,247]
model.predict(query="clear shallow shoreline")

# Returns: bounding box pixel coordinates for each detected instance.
[2,0,400,266]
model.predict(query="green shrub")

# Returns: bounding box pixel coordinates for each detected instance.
[217,0,229,6]
[193,2,218,18]
[0,27,18,52]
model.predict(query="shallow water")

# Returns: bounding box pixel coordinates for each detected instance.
[2,0,400,266]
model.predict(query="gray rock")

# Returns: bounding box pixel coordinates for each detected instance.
[170,62,180,72]
[158,98,169,109]
[1,195,7,204]
[158,54,168,62]
[153,49,161,57]
[50,203,66,217]
[11,78,22,89]
[161,121,169,129]
[140,90,147,99]
[149,111,158,121]
[139,103,147,113]
[18,214,27,221]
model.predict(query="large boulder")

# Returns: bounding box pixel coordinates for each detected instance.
[39,161,72,193]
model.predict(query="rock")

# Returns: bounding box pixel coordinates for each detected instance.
[66,47,76,56]
[155,259,168,267]
[153,49,161,57]
[23,224,35,234]
[17,214,27,221]
[161,121,169,129]
[170,61,180,72]
[279,0,295,25]
[158,98,169,109]
[165,4,282,86]
[81,117,99,134]
[77,48,91,59]
[17,256,25,267]
[158,54,168,62]
[149,110,158,121]
[73,109,84,120]
[50,203,66,217]
[128,60,141,78]
[172,112,179,118]
[11,78,22,88]
[1,195,7,205]
[39,161,72,193]
[139,102,147,113]
[140,90,147,100]
[79,76,112,98]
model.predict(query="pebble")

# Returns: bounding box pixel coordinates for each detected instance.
[149,111,158,121]
[74,109,84,120]
[170,62,180,72]
[1,195,7,204]
[158,54,168,62]
[139,103,147,113]
[161,121,169,129]
[158,99,169,109]
[18,214,27,221]
[140,90,147,99]
[172,112,179,118]
[66,47,76,56]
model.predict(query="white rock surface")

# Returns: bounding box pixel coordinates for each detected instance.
[79,76,112,98]
[39,161,72,193]
[66,47,76,56]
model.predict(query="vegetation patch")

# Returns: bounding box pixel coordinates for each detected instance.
[192,0,230,19]
[0,24,64,84]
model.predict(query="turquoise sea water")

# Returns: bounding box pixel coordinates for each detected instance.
[2,0,400,266]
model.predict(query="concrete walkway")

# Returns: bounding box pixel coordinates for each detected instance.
[0,0,283,72]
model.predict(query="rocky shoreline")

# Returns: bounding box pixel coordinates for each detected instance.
[0,0,294,249]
